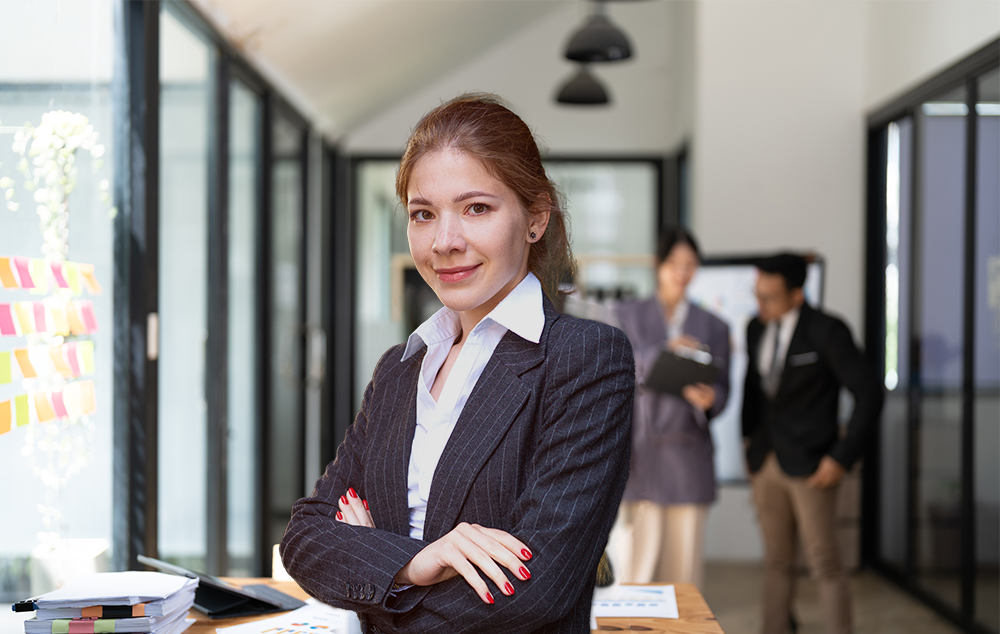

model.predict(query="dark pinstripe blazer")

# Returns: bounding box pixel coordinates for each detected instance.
[280,298,635,634]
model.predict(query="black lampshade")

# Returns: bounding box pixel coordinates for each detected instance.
[556,66,610,105]
[564,14,633,62]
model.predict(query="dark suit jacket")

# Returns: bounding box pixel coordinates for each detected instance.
[280,299,635,634]
[616,298,730,505]
[742,303,883,476]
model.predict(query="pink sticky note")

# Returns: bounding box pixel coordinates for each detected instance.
[33,302,47,334]
[13,257,34,289]
[50,391,68,419]
[50,262,69,289]
[0,304,16,336]
[65,342,81,377]
[79,301,99,333]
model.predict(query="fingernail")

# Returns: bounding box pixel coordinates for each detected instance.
[349,487,358,498]
[340,495,348,504]
[521,549,532,560]
[363,499,369,510]
[519,566,531,580]
[504,582,514,595]
[336,511,343,520]
[485,592,495,604]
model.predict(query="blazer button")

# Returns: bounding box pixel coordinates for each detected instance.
[364,583,374,600]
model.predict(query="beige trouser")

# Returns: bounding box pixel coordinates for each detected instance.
[621,500,708,589]
[752,452,852,634]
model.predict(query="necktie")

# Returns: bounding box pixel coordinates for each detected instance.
[764,322,782,397]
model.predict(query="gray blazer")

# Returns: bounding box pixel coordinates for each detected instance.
[616,298,730,505]
[280,298,635,634]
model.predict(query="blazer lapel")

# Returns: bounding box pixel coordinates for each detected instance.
[775,305,812,400]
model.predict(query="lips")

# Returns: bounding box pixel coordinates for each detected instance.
[434,263,480,283]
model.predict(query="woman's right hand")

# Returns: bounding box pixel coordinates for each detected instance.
[393,523,533,605]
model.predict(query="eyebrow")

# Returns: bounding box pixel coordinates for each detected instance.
[407,191,500,206]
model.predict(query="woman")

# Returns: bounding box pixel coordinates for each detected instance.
[280,94,635,634]
[615,228,730,589]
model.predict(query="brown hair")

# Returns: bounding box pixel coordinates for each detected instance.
[396,93,576,300]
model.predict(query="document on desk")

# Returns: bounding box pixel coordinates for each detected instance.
[591,584,679,619]
[215,601,361,634]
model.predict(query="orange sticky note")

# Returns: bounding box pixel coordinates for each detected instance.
[0,258,17,288]
[78,380,96,415]
[14,303,35,334]
[65,302,87,336]
[0,400,10,434]
[34,392,56,422]
[14,348,36,378]
[50,346,73,377]
[50,306,70,336]
[78,263,102,294]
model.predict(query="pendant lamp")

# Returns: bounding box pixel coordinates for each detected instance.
[564,3,633,63]
[556,66,610,105]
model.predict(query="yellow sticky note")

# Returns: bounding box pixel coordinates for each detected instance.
[50,306,70,336]
[0,400,10,435]
[78,263,102,295]
[14,394,28,427]
[29,259,48,294]
[49,346,73,377]
[0,351,10,385]
[34,392,56,422]
[79,340,95,375]
[14,349,36,379]
[65,302,87,336]
[0,257,17,289]
[14,303,35,334]
[64,262,82,295]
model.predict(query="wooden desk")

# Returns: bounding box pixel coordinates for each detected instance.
[186,579,724,634]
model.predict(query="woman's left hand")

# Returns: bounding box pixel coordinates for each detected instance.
[682,382,716,411]
[334,487,375,528]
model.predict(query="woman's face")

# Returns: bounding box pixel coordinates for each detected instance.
[657,242,699,304]
[406,149,544,328]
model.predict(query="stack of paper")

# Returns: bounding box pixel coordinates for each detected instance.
[15,571,198,634]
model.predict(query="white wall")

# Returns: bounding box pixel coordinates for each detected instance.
[344,1,695,155]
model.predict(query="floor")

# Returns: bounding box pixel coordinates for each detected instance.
[702,563,965,634]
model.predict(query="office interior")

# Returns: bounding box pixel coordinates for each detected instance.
[0,0,997,632]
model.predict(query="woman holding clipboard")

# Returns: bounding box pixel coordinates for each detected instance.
[615,228,731,589]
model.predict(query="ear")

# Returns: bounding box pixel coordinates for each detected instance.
[527,198,551,242]
[792,287,806,307]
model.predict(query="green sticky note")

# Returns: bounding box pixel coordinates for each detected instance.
[52,621,69,634]
[14,394,28,427]
[0,351,10,384]
[65,262,82,295]
[29,258,48,294]
[79,340,95,375]
[94,620,115,633]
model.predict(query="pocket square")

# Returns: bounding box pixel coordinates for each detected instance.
[788,351,819,366]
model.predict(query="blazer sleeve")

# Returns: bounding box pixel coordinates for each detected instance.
[373,322,636,634]
[706,319,731,420]
[817,318,885,469]
[279,348,428,615]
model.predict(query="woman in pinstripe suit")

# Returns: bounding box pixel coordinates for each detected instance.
[280,94,635,634]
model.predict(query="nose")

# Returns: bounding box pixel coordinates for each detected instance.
[432,213,466,255]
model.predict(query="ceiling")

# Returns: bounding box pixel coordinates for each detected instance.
[190,0,569,140]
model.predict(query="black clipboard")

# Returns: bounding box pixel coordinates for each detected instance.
[643,348,720,396]
[137,555,306,619]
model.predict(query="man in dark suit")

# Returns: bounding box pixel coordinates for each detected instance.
[742,253,883,634]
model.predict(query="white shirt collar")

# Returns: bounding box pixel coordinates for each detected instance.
[402,272,545,361]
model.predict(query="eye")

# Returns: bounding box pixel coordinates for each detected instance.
[409,209,433,222]
[468,203,491,215]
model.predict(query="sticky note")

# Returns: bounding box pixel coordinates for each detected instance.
[29,259,48,294]
[15,348,36,378]
[35,392,56,422]
[50,391,68,418]
[33,302,47,334]
[0,257,17,288]
[79,301,99,333]
[65,302,87,336]
[79,340,95,375]
[0,400,10,435]
[65,342,81,377]
[64,262,82,295]
[79,263,102,294]
[50,306,70,336]
[50,346,73,377]
[14,303,35,334]
[52,620,69,634]
[14,394,28,427]
[94,621,115,634]
[0,304,15,335]
[77,380,96,415]
[0,351,10,384]
[13,256,34,289]
[50,261,69,288]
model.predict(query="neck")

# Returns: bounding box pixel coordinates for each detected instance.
[658,290,682,316]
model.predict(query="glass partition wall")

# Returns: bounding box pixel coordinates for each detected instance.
[868,40,999,634]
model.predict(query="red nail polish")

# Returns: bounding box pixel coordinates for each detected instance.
[340,495,348,504]
[336,511,343,520]
[519,566,531,580]
[349,487,358,498]
[363,499,369,510]
[504,582,514,595]
[485,592,495,604]
[521,549,532,560]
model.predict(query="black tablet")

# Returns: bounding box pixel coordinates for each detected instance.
[643,348,720,396]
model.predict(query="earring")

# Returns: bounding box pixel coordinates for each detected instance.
[530,232,537,240]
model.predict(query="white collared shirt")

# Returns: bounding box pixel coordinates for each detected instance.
[758,305,802,378]
[400,273,544,540]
